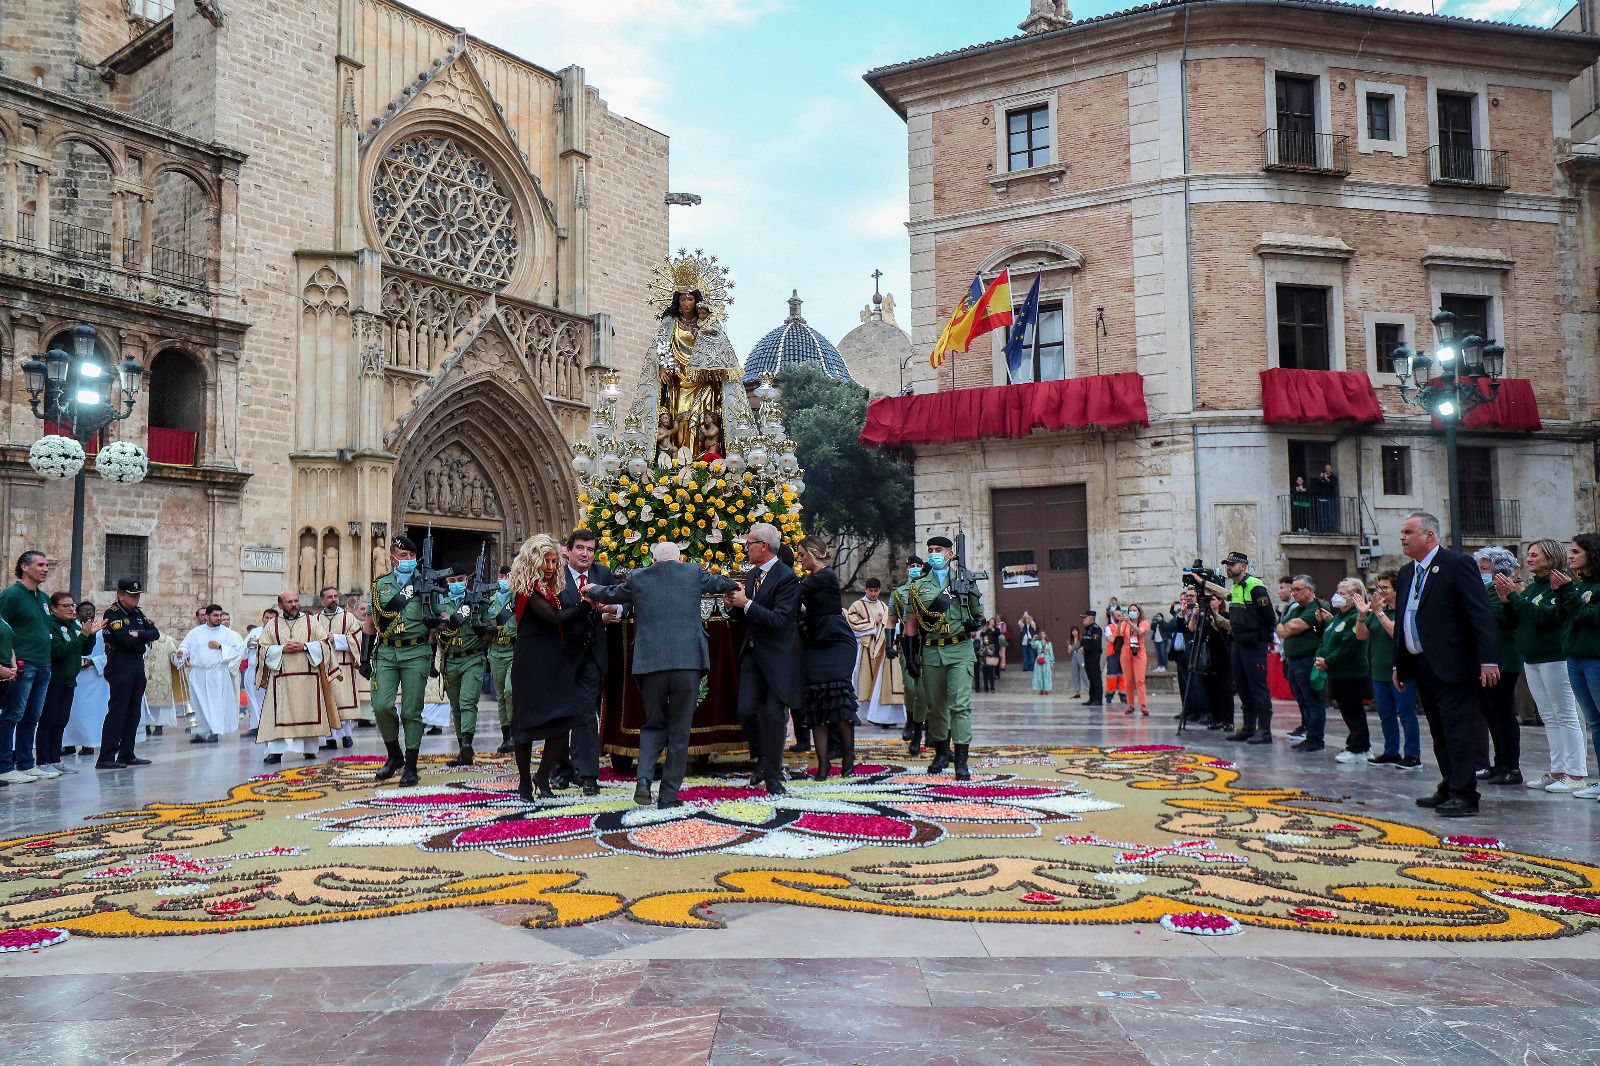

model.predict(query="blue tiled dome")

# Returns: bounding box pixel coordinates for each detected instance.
[743,290,854,385]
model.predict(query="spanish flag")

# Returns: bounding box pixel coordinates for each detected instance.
[929,270,1015,369]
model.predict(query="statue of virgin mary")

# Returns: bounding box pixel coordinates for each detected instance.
[624,249,756,465]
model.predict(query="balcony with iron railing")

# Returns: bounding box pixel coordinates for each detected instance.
[1428,145,1510,190]
[1279,494,1362,538]
[51,218,112,264]
[5,213,216,287]
[1451,497,1521,541]
[1260,129,1350,177]
[16,210,35,246]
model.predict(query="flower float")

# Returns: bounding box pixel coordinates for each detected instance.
[304,764,1120,862]
[0,927,70,952]
[1159,911,1242,936]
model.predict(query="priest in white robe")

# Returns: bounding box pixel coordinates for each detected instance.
[141,630,188,734]
[846,579,905,728]
[178,605,246,743]
[242,609,275,735]
[63,604,110,756]
[317,586,368,748]
[254,591,340,764]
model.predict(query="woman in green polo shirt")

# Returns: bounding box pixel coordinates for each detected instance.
[1356,571,1420,768]
[37,591,99,775]
[1313,577,1370,762]
[1555,533,1600,799]
[1473,546,1524,785]
[1497,538,1588,793]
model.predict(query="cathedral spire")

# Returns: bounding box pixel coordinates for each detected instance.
[787,289,805,323]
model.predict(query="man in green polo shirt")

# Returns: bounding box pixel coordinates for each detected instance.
[1276,574,1328,752]
[0,551,55,784]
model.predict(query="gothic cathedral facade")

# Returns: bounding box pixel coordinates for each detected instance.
[0,0,667,615]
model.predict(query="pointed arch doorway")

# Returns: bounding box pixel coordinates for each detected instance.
[391,373,579,577]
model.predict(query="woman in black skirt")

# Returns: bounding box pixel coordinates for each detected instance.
[508,533,595,802]
[794,536,859,779]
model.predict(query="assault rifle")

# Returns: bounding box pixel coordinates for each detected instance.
[408,523,455,626]
[950,527,988,632]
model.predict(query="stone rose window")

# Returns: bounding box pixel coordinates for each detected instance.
[372,134,520,292]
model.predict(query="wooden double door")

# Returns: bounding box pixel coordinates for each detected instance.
[992,484,1090,661]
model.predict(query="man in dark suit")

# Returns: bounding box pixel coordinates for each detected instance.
[1393,511,1501,817]
[558,528,617,795]
[725,522,803,795]
[585,542,737,807]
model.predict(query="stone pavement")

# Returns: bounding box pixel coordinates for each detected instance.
[2,689,1597,1064]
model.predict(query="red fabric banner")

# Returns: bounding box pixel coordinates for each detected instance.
[1445,378,1542,432]
[859,373,1149,448]
[147,426,197,466]
[43,420,101,455]
[1259,368,1384,425]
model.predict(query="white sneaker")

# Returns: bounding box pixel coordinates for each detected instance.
[49,762,77,774]
[1526,772,1558,790]
[1335,749,1371,764]
[24,766,60,779]
[1570,782,1600,799]
[1545,777,1590,794]
[0,770,36,785]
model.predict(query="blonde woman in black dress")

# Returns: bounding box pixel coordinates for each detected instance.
[507,534,594,802]
[794,537,859,779]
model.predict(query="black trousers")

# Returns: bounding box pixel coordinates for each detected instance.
[1171,649,1201,719]
[37,681,75,765]
[1231,641,1271,732]
[637,669,700,801]
[567,661,604,779]
[1083,651,1103,704]
[737,658,788,786]
[100,657,146,762]
[1476,670,1522,772]
[1202,671,1234,726]
[1413,657,1482,802]
[1328,676,1371,753]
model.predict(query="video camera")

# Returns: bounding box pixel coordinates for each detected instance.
[1181,559,1224,592]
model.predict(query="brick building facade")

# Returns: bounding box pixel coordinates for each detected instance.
[866,0,1600,643]
[0,0,668,622]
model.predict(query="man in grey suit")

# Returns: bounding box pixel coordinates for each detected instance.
[725,522,804,796]
[585,541,737,808]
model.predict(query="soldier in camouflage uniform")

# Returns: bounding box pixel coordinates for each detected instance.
[434,572,492,767]
[485,565,518,755]
[887,555,927,757]
[903,536,983,781]
[361,535,440,787]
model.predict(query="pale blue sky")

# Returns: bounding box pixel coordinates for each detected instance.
[410,0,1567,359]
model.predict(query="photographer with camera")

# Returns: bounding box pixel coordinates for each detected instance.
[1186,583,1236,731]
[1212,551,1278,743]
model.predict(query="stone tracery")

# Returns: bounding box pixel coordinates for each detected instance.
[372,134,519,292]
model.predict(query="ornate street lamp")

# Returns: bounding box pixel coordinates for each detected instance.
[21,322,145,597]
[1390,308,1504,551]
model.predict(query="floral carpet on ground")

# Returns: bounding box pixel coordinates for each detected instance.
[2,744,1598,941]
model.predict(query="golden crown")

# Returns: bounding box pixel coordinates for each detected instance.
[647,248,734,328]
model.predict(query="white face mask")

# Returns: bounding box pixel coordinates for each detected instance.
[1330,593,1348,610]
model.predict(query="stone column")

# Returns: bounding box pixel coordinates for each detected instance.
[1,160,16,242]
[111,189,127,268]
[138,191,154,273]
[33,165,50,252]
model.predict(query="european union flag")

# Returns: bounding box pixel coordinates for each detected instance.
[1003,273,1042,380]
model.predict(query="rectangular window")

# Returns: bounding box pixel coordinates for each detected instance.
[1440,294,1491,342]
[105,534,149,590]
[1288,440,1334,487]
[1437,91,1477,181]
[1458,446,1496,536]
[1276,285,1330,370]
[1016,300,1066,382]
[1006,104,1051,171]
[1381,446,1411,496]
[1374,322,1405,374]
[1366,93,1394,141]
[1275,74,1318,166]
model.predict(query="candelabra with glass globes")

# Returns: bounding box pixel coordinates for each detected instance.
[1389,308,1506,552]
[20,322,147,597]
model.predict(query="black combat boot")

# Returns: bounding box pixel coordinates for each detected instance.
[953,744,972,781]
[447,732,475,767]
[907,723,924,757]
[374,739,404,782]
[926,739,952,775]
[496,728,514,756]
[399,748,420,787]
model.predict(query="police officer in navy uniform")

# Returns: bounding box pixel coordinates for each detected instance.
[99,577,160,769]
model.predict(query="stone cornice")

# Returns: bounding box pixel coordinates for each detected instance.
[0,451,253,489]
[0,74,247,164]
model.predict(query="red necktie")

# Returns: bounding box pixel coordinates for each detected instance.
[579,572,588,591]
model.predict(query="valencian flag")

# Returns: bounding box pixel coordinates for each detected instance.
[1003,272,1043,379]
[929,270,1015,369]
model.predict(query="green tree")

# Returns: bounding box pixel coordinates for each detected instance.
[776,365,913,586]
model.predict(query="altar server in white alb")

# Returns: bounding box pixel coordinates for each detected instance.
[141,627,188,736]
[178,604,246,743]
[63,601,110,757]
[242,607,275,735]
[317,585,367,749]
[254,591,340,764]
[847,578,905,727]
